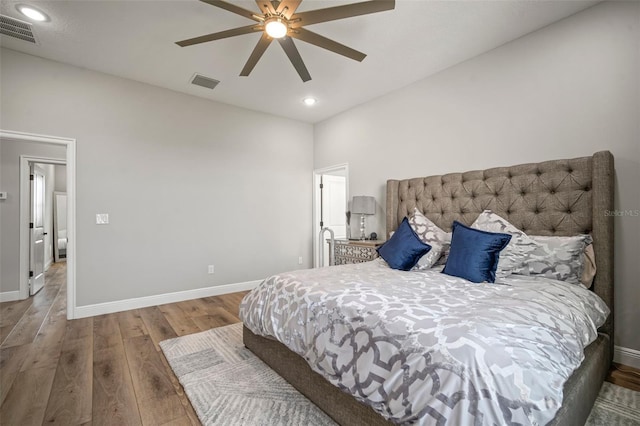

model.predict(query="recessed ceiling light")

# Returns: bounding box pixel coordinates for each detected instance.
[303,97,317,106]
[16,4,50,22]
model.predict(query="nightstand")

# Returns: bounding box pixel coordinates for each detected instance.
[333,240,385,265]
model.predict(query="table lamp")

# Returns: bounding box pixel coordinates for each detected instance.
[351,196,376,240]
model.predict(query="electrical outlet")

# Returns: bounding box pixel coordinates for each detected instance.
[96,213,109,225]
[298,256,303,265]
[208,265,215,274]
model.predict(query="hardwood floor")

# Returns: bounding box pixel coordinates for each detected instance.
[0,262,247,425]
[608,363,640,392]
[1,263,639,425]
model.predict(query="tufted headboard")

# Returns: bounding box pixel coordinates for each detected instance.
[386,151,614,348]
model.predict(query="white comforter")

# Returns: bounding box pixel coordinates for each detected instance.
[239,259,609,425]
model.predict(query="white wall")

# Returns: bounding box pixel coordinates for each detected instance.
[0,140,66,293]
[1,48,314,307]
[315,2,640,351]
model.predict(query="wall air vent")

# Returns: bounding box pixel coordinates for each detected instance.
[0,14,38,44]
[191,74,220,90]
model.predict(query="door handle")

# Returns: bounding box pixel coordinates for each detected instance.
[43,232,48,235]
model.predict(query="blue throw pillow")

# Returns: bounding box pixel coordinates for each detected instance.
[377,217,432,271]
[442,221,512,283]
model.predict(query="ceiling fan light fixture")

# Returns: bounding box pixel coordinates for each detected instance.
[265,17,287,39]
[15,4,49,22]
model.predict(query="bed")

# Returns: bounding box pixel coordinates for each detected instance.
[240,151,614,425]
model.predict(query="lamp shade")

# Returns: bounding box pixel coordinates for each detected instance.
[351,196,376,215]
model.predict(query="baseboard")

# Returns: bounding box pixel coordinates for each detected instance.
[73,279,261,319]
[614,345,640,370]
[0,290,21,302]
[45,259,53,271]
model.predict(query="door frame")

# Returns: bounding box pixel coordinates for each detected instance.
[312,163,349,267]
[1,129,77,319]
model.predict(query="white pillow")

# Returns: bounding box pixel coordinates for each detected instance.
[408,208,451,270]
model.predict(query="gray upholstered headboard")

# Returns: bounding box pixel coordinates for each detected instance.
[386,151,614,352]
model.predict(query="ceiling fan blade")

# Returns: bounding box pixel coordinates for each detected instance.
[240,33,272,76]
[276,0,302,19]
[277,37,311,82]
[200,0,262,22]
[176,25,262,47]
[290,27,366,62]
[290,0,395,27]
[255,0,276,15]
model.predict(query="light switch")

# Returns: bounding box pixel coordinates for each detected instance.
[96,213,109,225]
[0,192,7,200]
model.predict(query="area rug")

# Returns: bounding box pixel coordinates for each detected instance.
[160,323,640,426]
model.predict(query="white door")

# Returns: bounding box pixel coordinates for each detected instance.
[323,175,347,238]
[320,175,347,267]
[30,164,46,295]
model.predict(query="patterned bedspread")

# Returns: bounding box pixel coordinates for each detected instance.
[239,259,609,425]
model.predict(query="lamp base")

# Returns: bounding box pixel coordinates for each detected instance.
[359,214,367,240]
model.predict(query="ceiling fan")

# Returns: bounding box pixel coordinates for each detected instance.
[176,0,396,82]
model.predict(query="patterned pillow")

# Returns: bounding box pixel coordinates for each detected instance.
[408,208,451,270]
[377,217,432,271]
[525,235,593,285]
[471,210,538,279]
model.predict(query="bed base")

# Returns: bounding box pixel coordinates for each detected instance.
[244,326,610,426]
[243,325,392,426]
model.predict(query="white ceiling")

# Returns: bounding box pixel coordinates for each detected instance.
[0,0,599,123]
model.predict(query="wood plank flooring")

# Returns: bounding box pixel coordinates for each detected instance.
[1,262,638,425]
[608,363,640,392]
[0,263,246,425]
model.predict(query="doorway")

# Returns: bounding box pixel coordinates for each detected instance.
[21,158,67,297]
[313,164,349,267]
[0,130,77,319]
[24,161,67,296]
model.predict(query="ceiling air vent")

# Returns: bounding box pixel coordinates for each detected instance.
[191,74,220,90]
[0,14,38,44]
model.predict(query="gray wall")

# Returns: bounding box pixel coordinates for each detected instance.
[41,163,56,267]
[0,140,66,292]
[0,138,2,288]
[1,48,314,306]
[315,2,640,351]
[54,165,67,192]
